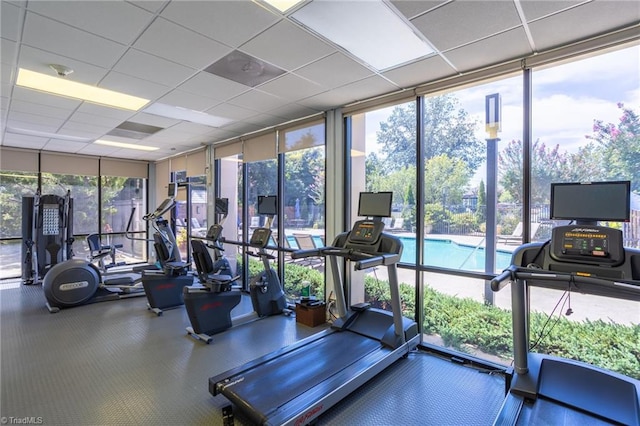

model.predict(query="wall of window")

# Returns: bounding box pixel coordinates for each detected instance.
[0,148,149,279]
[346,43,639,378]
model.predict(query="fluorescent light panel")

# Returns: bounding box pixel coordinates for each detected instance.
[16,68,149,111]
[144,103,233,127]
[292,1,434,70]
[95,139,159,151]
[262,0,305,12]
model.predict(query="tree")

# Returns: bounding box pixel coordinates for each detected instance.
[587,103,640,191]
[375,94,484,173]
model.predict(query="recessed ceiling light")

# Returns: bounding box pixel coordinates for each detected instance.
[292,1,434,70]
[16,68,149,111]
[95,139,159,151]
[144,103,234,127]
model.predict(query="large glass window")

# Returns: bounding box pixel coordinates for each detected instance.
[41,172,99,259]
[525,45,639,377]
[282,122,326,300]
[0,170,38,279]
[101,176,147,265]
[349,100,417,315]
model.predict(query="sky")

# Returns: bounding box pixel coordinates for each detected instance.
[365,44,640,187]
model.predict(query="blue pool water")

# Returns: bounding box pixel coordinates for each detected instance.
[400,237,512,271]
[288,235,512,271]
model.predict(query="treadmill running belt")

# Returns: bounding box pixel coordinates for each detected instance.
[219,331,381,418]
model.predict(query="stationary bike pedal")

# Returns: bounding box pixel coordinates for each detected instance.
[222,404,234,426]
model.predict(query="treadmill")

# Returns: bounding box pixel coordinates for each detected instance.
[491,224,640,425]
[209,194,419,425]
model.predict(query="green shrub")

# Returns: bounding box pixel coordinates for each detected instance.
[364,277,640,379]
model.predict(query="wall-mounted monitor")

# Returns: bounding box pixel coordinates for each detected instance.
[168,182,177,198]
[358,192,392,218]
[215,198,229,215]
[257,195,277,216]
[550,181,630,224]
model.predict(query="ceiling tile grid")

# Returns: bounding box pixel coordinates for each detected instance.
[0,0,637,161]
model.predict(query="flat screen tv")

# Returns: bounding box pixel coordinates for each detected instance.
[550,181,630,224]
[257,195,277,216]
[215,198,228,215]
[167,182,177,198]
[358,192,392,218]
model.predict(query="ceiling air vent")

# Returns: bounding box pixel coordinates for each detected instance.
[106,121,164,140]
[204,50,285,87]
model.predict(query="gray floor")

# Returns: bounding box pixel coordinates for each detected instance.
[1,279,506,425]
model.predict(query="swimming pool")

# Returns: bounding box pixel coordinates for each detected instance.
[287,235,512,271]
[400,237,512,271]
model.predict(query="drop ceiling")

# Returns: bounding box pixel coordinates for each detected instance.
[1,0,638,161]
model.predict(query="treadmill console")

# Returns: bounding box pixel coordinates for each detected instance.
[250,228,271,249]
[550,225,624,266]
[345,220,385,253]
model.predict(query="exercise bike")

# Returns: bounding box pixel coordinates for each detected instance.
[183,200,287,344]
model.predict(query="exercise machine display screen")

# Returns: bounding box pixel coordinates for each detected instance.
[348,220,384,244]
[257,195,277,216]
[42,204,60,236]
[550,181,630,224]
[550,225,624,266]
[250,228,272,248]
[358,192,392,218]
[215,198,229,215]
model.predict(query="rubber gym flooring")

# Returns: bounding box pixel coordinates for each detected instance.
[0,279,505,425]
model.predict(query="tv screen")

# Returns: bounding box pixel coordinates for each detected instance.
[168,182,177,198]
[358,192,392,218]
[257,195,277,216]
[215,198,228,215]
[550,181,630,223]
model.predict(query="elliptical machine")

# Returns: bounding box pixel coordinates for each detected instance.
[42,186,190,313]
[183,195,287,344]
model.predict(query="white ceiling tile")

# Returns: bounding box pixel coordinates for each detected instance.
[267,103,322,120]
[297,89,359,111]
[333,75,400,103]
[227,90,288,112]
[519,1,584,22]
[1,132,49,149]
[27,1,155,44]
[68,111,125,129]
[134,17,231,70]
[1,38,17,66]
[1,2,21,41]
[112,48,196,86]
[445,28,532,72]
[42,139,90,153]
[240,20,335,71]
[154,89,220,112]
[178,72,250,102]
[75,103,136,121]
[383,55,456,88]
[127,111,180,128]
[161,1,280,48]
[9,99,74,120]
[295,53,374,89]
[58,120,112,138]
[99,71,170,101]
[6,117,62,134]
[126,1,168,14]
[8,110,66,128]
[528,2,640,52]
[391,1,448,20]
[11,87,82,110]
[258,73,325,101]
[411,1,522,51]
[22,12,128,68]
[206,103,260,121]
[76,143,121,156]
